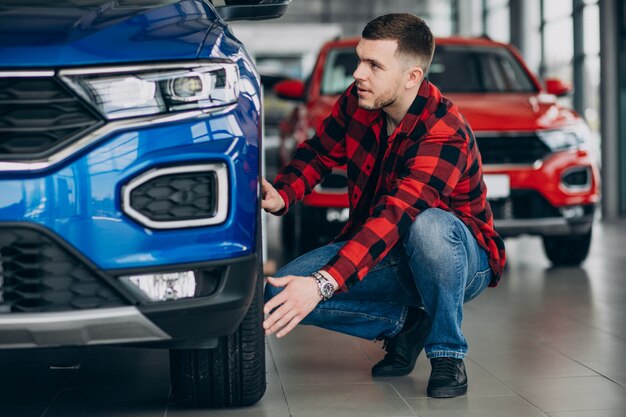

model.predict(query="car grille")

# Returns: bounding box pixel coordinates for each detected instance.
[0,227,127,314]
[129,172,218,222]
[0,76,103,161]
[476,133,552,165]
[489,190,561,220]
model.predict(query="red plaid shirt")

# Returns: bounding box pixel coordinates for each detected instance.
[274,81,505,291]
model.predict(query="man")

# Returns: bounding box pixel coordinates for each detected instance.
[262,13,505,398]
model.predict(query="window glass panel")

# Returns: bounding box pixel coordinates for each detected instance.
[543,0,572,21]
[486,7,510,43]
[486,0,508,7]
[320,47,357,96]
[583,55,601,134]
[583,4,600,55]
[427,45,536,93]
[543,17,573,78]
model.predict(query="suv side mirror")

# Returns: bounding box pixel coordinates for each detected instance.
[273,79,305,101]
[210,0,290,21]
[545,78,572,97]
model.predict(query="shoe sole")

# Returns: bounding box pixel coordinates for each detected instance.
[427,383,468,398]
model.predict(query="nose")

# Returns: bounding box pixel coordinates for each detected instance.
[353,62,366,82]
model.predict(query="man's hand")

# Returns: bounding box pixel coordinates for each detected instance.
[263,275,321,338]
[261,178,286,213]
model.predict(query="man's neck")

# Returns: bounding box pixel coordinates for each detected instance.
[383,82,422,133]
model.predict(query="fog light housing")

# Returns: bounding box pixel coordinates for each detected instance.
[120,271,197,302]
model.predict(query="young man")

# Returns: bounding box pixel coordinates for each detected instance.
[261,13,505,398]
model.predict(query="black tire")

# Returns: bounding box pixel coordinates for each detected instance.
[169,280,266,408]
[542,229,592,266]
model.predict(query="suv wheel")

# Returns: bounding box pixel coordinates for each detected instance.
[169,279,266,408]
[542,229,592,266]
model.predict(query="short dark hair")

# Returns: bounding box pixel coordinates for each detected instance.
[362,13,435,72]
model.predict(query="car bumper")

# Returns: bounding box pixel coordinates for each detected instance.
[0,253,258,350]
[494,215,594,237]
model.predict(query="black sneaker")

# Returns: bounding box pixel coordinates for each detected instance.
[371,308,431,377]
[427,357,468,398]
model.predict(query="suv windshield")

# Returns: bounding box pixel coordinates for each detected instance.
[320,43,537,95]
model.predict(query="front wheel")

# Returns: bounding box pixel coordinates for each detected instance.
[542,229,592,266]
[169,280,266,408]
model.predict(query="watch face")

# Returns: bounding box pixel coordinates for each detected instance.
[321,281,334,298]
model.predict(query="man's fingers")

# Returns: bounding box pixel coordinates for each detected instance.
[266,276,290,287]
[263,291,286,316]
[265,307,298,336]
[263,278,291,315]
[276,316,302,338]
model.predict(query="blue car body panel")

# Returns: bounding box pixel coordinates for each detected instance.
[0,0,261,271]
[0,0,217,67]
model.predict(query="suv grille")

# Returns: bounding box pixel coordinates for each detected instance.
[0,227,127,313]
[489,190,561,220]
[129,172,218,222]
[0,76,103,161]
[476,134,552,165]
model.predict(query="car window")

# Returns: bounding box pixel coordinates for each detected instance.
[320,47,358,95]
[319,43,537,96]
[429,45,536,93]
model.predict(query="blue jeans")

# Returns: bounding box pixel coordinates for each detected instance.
[265,208,492,359]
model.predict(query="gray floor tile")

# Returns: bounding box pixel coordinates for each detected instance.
[405,395,549,417]
[502,376,626,412]
[548,410,626,417]
[282,382,417,417]
[465,340,597,379]
[268,327,376,385]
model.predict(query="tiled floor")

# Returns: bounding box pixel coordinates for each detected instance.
[1,217,625,416]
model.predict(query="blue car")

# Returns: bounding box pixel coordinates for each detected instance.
[0,0,288,408]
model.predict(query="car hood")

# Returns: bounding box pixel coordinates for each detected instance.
[0,0,219,67]
[445,92,580,132]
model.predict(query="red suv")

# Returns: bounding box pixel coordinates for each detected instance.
[274,37,600,266]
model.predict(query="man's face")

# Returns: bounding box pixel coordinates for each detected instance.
[353,38,407,111]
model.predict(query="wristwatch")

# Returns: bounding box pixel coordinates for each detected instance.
[311,271,334,301]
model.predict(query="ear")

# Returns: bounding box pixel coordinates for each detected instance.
[405,66,424,89]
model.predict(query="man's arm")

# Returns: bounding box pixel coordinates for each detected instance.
[271,86,353,215]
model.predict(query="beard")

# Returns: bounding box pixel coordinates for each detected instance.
[357,82,401,111]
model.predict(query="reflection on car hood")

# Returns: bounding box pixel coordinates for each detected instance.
[0,0,218,67]
[446,93,580,132]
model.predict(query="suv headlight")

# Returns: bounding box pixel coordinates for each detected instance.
[537,123,590,152]
[60,62,239,120]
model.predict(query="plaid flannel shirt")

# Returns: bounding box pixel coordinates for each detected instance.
[274,80,506,291]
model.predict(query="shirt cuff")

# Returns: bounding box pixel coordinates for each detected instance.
[272,189,290,216]
[317,269,340,291]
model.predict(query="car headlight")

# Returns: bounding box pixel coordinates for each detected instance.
[60,62,239,120]
[537,124,590,152]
